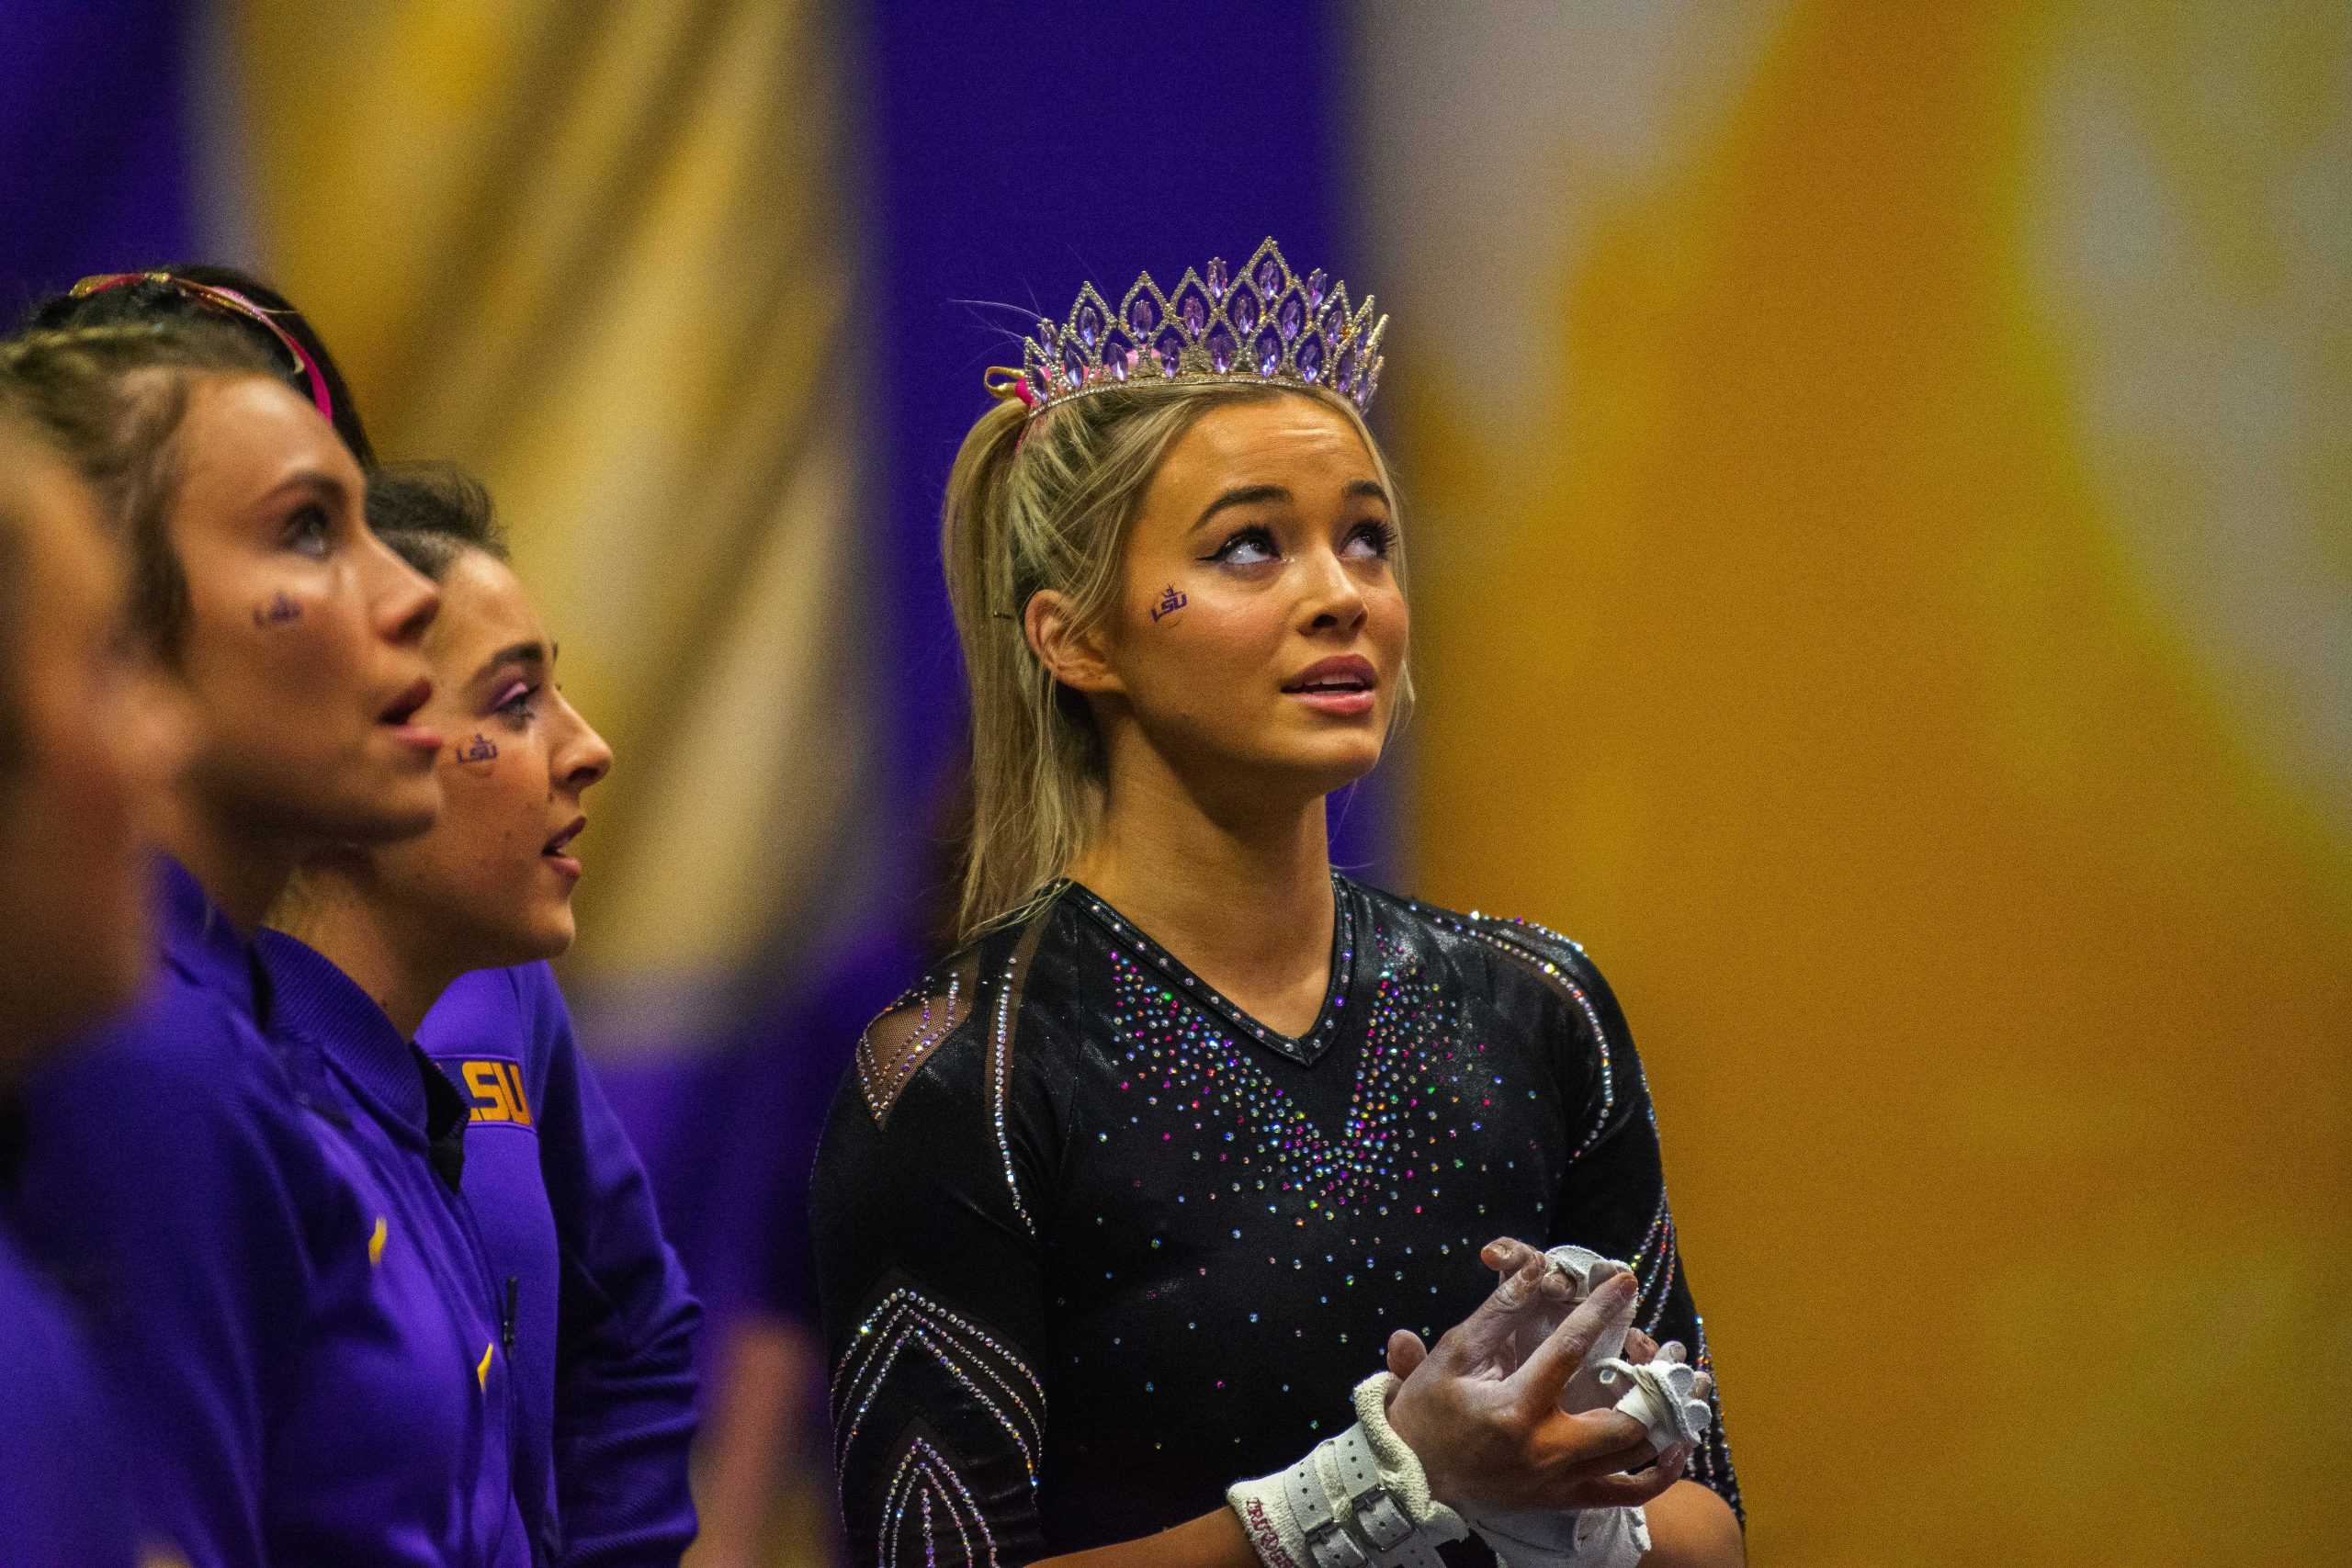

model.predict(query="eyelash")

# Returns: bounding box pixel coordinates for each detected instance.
[1203,525,1277,564]
[1202,520,1396,564]
[284,503,332,556]
[492,681,542,728]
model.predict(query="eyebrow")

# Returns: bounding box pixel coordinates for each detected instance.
[257,468,352,512]
[471,641,548,684]
[1190,479,1391,533]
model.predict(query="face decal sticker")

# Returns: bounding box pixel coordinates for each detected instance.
[251,591,303,627]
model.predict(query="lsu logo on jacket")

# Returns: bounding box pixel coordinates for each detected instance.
[447,1057,535,1127]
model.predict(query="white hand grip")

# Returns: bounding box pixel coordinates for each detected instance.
[1596,1356,1713,1453]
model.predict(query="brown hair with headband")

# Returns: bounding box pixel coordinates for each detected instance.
[0,321,283,658]
[22,265,377,468]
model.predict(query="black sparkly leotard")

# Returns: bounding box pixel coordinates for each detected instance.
[811,875,1740,1566]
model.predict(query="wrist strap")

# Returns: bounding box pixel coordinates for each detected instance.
[1227,1375,1466,1568]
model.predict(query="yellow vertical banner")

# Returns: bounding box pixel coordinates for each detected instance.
[1365,1,2350,1562]
[227,0,866,1034]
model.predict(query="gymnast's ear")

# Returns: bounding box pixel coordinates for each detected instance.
[1024,587,1123,696]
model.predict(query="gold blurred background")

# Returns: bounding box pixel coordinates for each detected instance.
[1373,3,2350,1562]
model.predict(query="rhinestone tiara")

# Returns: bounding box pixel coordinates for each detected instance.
[1012,237,1387,416]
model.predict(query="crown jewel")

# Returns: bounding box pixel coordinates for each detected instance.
[1015,238,1387,416]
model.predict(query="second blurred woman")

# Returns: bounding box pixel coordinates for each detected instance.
[266,463,701,1565]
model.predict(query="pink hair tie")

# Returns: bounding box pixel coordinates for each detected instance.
[983,365,1043,450]
[983,365,1035,409]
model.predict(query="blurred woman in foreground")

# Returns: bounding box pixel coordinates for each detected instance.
[0,400,184,1566]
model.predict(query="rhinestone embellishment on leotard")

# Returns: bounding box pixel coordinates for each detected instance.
[989,954,1034,1236]
[1441,912,1629,1160]
[1069,873,1358,1066]
[833,1284,1045,1563]
[854,972,968,1123]
[1102,926,1475,1219]
[880,1436,998,1568]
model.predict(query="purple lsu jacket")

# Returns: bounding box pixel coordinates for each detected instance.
[261,931,532,1564]
[9,860,526,1566]
[0,1208,138,1568]
[413,961,701,1567]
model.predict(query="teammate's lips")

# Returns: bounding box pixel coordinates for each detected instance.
[379,677,433,727]
[1280,654,1376,694]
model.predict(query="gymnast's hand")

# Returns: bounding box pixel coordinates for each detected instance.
[1378,1238,1690,1515]
[1396,1238,1705,1482]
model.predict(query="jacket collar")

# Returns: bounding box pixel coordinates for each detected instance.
[259,928,434,1146]
[154,855,264,1023]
